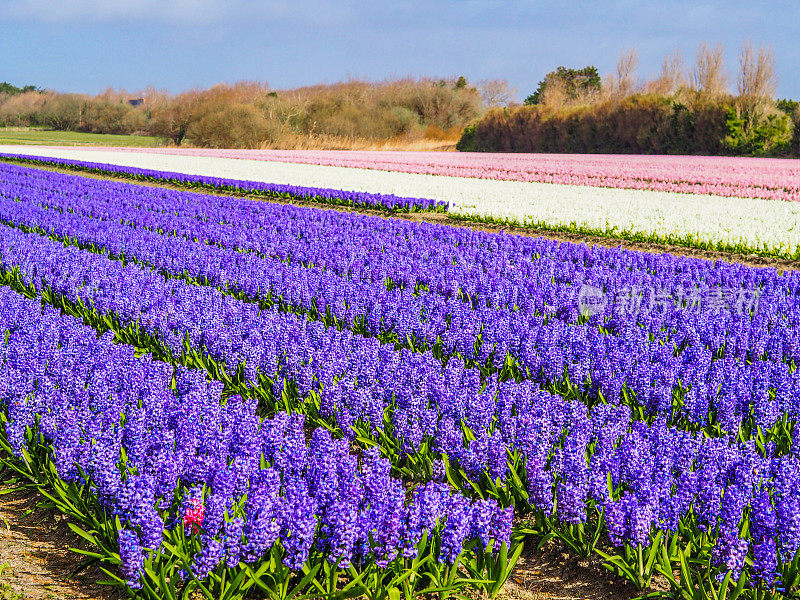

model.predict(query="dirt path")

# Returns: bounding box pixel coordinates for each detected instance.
[0,486,113,600]
[500,543,643,600]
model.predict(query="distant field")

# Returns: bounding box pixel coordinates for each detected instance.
[0,127,163,147]
[4,146,800,259]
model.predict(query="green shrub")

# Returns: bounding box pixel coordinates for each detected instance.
[778,99,800,155]
[524,66,601,105]
[456,124,477,151]
[722,108,793,155]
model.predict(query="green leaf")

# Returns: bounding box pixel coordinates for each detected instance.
[595,548,639,584]
[66,522,104,549]
[285,562,321,600]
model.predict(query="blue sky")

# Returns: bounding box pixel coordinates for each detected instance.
[2,0,799,99]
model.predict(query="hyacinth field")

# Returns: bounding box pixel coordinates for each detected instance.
[0,149,798,600]
[2,146,800,259]
[83,147,800,202]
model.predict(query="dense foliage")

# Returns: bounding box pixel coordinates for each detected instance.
[458,94,800,156]
[0,81,39,95]
[0,79,481,148]
[523,66,602,106]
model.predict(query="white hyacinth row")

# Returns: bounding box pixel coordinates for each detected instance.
[2,145,798,258]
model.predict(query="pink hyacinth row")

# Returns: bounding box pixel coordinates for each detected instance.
[73,147,800,203]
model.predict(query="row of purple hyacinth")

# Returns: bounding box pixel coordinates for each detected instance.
[0,152,447,211]
[0,211,793,524]
[0,220,571,466]
[5,162,799,377]
[8,160,798,313]
[0,228,795,589]
[1,167,798,436]
[9,162,800,398]
[0,283,512,593]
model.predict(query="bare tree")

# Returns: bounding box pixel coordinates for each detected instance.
[147,90,203,145]
[737,41,778,122]
[644,50,686,95]
[0,90,46,126]
[663,50,686,94]
[41,93,88,130]
[615,48,639,98]
[477,79,517,108]
[693,42,728,96]
[599,73,616,101]
[541,77,569,109]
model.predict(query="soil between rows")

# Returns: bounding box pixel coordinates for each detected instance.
[0,486,116,600]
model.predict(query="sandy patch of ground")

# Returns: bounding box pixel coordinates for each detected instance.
[0,487,115,600]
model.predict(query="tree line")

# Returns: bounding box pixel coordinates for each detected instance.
[458,42,800,156]
[4,43,799,156]
[0,78,491,149]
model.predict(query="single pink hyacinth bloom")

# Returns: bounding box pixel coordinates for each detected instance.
[183,498,205,534]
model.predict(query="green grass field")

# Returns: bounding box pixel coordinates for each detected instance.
[0,127,163,147]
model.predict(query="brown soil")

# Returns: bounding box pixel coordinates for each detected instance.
[0,486,115,600]
[498,542,644,600]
